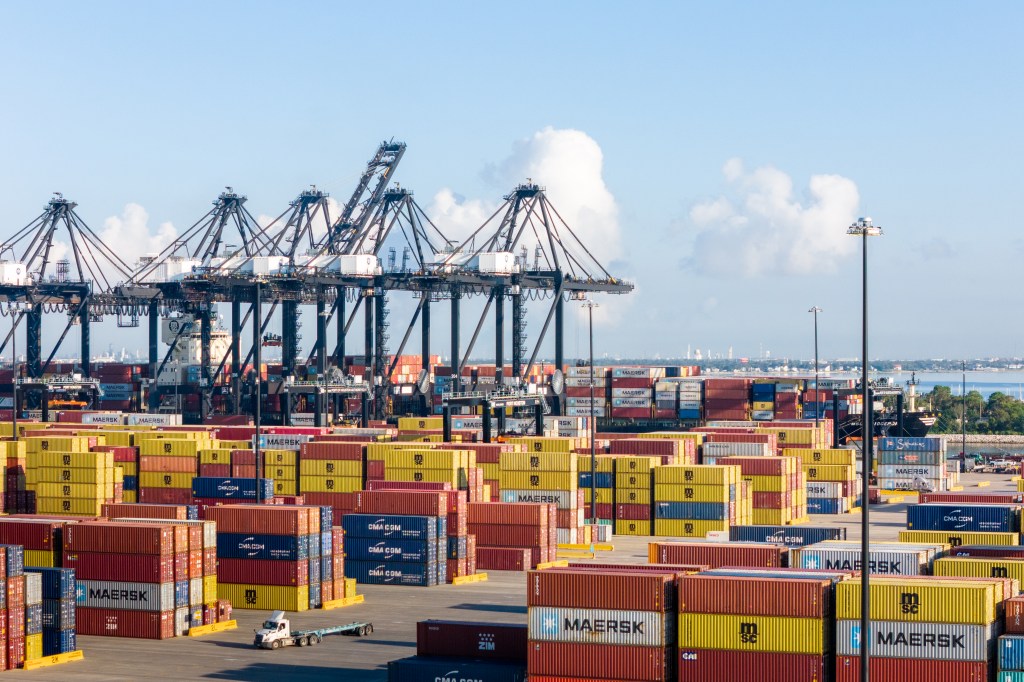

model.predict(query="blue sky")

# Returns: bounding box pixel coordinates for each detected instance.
[1,2,1021,363]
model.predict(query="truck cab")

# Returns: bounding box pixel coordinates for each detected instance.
[254,611,290,649]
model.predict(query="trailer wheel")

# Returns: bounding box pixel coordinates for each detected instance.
[310,635,320,645]
[367,624,373,634]
[299,636,309,647]
[271,640,281,650]
[358,626,367,636]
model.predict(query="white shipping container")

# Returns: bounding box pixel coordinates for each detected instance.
[555,528,578,545]
[877,477,949,491]
[189,577,203,607]
[794,547,928,575]
[500,489,577,509]
[174,606,189,637]
[336,254,381,276]
[612,398,652,408]
[567,366,609,378]
[612,367,665,379]
[807,481,862,498]
[528,606,671,647]
[76,580,176,612]
[477,252,518,274]
[545,417,587,430]
[702,442,773,457]
[566,398,605,407]
[256,433,314,451]
[25,572,42,606]
[679,400,702,410]
[452,417,484,430]
[566,407,604,417]
[752,410,774,421]
[288,413,331,427]
[81,412,125,425]
[876,464,946,480]
[566,377,608,388]
[127,413,182,426]
[836,620,995,662]
[611,388,652,398]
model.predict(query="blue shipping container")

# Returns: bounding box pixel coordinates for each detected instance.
[308,557,321,584]
[807,498,845,514]
[447,535,468,560]
[578,472,614,489]
[345,560,438,586]
[437,558,447,584]
[875,449,945,466]
[175,580,189,608]
[678,409,701,420]
[316,506,333,529]
[42,629,76,656]
[999,634,1024,671]
[388,656,527,682]
[321,532,332,556]
[308,581,321,609]
[217,533,309,561]
[342,514,438,541]
[191,477,274,500]
[907,503,1021,533]
[320,556,333,582]
[307,534,321,559]
[729,525,847,546]
[25,603,42,635]
[123,475,138,491]
[998,673,1024,682]
[26,568,76,600]
[41,598,75,630]
[345,537,439,564]
[0,545,25,577]
[654,501,729,520]
[877,437,945,452]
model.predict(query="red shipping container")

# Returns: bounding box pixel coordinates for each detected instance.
[65,522,175,555]
[0,519,64,550]
[203,547,217,575]
[5,636,22,671]
[173,552,188,581]
[468,525,546,547]
[139,488,194,504]
[616,503,651,520]
[555,509,582,528]
[1007,595,1024,633]
[475,547,531,571]
[64,550,174,582]
[527,570,675,611]
[835,656,988,682]
[102,503,192,520]
[417,620,527,661]
[678,649,825,682]
[303,492,357,512]
[719,456,791,476]
[468,502,552,526]
[609,439,679,457]
[354,490,447,516]
[188,549,203,579]
[753,491,791,508]
[200,464,231,477]
[611,408,651,419]
[678,575,831,618]
[528,641,673,681]
[566,562,707,574]
[300,442,364,460]
[583,503,614,519]
[650,541,787,568]
[230,450,255,465]
[448,513,468,537]
[77,607,176,639]
[218,558,308,586]
[230,465,257,478]
[321,580,333,602]
[204,505,310,536]
[920,492,1023,504]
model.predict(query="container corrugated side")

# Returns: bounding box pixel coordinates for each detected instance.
[64,550,176,582]
[677,649,826,682]
[728,525,846,546]
[527,641,673,681]
[416,620,527,661]
[204,505,308,535]
[75,607,175,639]
[387,656,526,682]
[837,619,994,662]
[217,583,309,611]
[793,547,927,575]
[527,570,675,612]
[835,655,989,682]
[648,541,787,568]
[678,612,825,654]
[76,579,175,612]
[835,578,996,624]
[528,606,672,647]
[900,529,1018,546]
[677,574,830,618]
[65,522,175,555]
[934,556,1024,584]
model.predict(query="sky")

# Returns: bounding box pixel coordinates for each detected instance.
[1,1,1022,364]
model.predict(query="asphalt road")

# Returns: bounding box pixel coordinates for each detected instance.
[19,471,1015,681]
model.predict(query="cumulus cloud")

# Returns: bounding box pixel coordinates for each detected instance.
[428,127,623,271]
[686,159,860,276]
[99,203,177,272]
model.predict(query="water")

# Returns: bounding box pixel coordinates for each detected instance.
[825,370,1024,400]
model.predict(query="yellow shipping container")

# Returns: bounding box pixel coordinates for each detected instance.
[752,401,774,411]
[34,467,108,484]
[203,575,218,603]
[23,436,97,454]
[36,482,106,500]
[615,472,651,490]
[200,449,234,464]
[92,430,134,446]
[273,480,298,496]
[397,416,444,431]
[582,487,613,504]
[479,462,500,479]
[36,497,104,516]
[654,483,732,503]
[501,452,577,473]
[139,472,194,489]
[615,520,651,536]
[499,471,576,491]
[386,467,464,486]
[23,549,57,568]
[383,449,471,471]
[933,556,1024,584]
[1018,478,1024,493]
[396,434,458,443]
[678,613,824,654]
[25,633,42,661]
[759,428,815,445]
[344,578,358,599]
[214,439,253,450]
[300,476,363,494]
[299,460,362,477]
[139,438,208,457]
[638,432,705,444]
[0,440,26,458]
[123,490,138,503]
[366,442,435,460]
[263,450,298,466]
[789,448,857,466]
[742,475,790,493]
[802,465,855,482]
[118,461,138,476]
[29,451,112,469]
[218,583,309,612]
[612,456,663,473]
[753,508,793,525]
[576,456,615,473]
[835,578,996,624]
[654,519,730,537]
[899,530,1019,546]
[504,437,580,453]
[615,487,652,505]
[263,464,297,481]
[654,465,739,486]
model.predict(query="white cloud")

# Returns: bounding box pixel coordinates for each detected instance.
[429,127,623,272]
[687,159,860,276]
[99,203,177,273]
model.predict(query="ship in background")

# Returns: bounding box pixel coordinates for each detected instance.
[835,373,938,444]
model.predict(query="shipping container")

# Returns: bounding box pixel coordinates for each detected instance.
[76,579,175,612]
[527,570,675,612]
[835,655,988,682]
[75,607,175,639]
[388,656,526,682]
[837,619,994,661]
[416,620,527,661]
[907,503,1021,533]
[677,649,826,682]
[527,641,674,680]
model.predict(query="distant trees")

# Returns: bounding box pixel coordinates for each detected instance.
[924,386,1024,435]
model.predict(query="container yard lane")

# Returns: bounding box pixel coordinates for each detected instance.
[14,470,1016,681]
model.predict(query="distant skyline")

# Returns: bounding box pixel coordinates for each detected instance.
[2,2,1022,362]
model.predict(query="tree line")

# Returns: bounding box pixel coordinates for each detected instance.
[920,385,1024,435]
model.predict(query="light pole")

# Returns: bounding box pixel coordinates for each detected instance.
[808,306,822,427]
[583,299,599,524]
[848,216,882,682]
[10,306,18,442]
[962,360,967,463]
